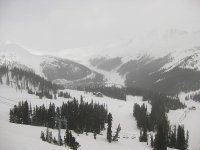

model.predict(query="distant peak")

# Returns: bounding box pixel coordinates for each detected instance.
[0,43,28,52]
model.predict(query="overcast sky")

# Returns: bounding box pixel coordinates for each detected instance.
[0,0,200,55]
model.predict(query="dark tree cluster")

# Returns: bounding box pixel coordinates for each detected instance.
[9,101,31,125]
[153,121,189,150]
[0,66,63,99]
[10,97,108,134]
[133,104,148,130]
[64,129,79,150]
[153,114,169,150]
[0,66,8,84]
[77,85,126,100]
[186,92,200,102]
[133,97,171,132]
[146,94,185,112]
[61,97,108,134]
[139,127,147,142]
[58,91,71,98]
[133,102,189,150]
[128,87,185,112]
[10,67,58,91]
[168,125,189,150]
[107,113,112,143]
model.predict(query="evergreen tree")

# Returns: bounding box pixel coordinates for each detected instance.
[64,129,79,150]
[150,134,154,148]
[0,76,2,84]
[154,114,169,150]
[23,101,30,124]
[107,113,112,143]
[6,73,9,85]
[10,99,108,134]
[177,125,187,150]
[185,130,189,150]
[169,126,177,148]
[47,103,55,128]
[40,131,46,141]
[139,127,147,142]
[113,124,121,141]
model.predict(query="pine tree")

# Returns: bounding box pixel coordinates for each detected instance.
[64,129,79,150]
[139,127,147,142]
[150,134,154,148]
[107,113,112,143]
[6,73,9,86]
[185,130,189,150]
[9,109,13,123]
[23,101,30,124]
[169,126,177,148]
[177,125,187,150]
[0,76,2,84]
[154,114,168,150]
[40,131,46,141]
[64,129,70,147]
[93,132,97,139]
[113,124,121,141]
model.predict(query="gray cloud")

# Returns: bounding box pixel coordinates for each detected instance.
[0,0,200,54]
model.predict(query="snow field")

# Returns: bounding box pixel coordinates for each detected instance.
[0,85,151,150]
[167,92,200,150]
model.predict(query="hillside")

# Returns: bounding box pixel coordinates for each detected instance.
[0,43,104,85]
[0,84,151,150]
[90,48,200,95]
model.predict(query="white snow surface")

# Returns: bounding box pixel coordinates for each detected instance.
[161,48,200,72]
[0,85,154,150]
[88,65,126,86]
[167,92,200,150]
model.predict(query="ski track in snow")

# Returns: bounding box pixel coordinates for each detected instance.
[168,92,200,150]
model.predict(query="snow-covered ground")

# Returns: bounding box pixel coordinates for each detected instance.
[161,48,200,72]
[0,85,152,150]
[168,92,200,150]
[84,64,126,86]
[1,84,199,150]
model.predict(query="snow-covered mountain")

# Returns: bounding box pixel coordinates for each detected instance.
[90,48,200,95]
[0,43,104,85]
[1,28,200,95]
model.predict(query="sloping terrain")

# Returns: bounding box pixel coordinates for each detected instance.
[90,57,122,71]
[168,92,200,150]
[0,43,104,84]
[0,84,152,150]
[90,48,200,95]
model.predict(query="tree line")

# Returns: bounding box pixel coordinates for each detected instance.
[40,126,80,150]
[128,87,185,112]
[133,101,189,150]
[9,96,108,134]
[185,92,200,102]
[77,85,126,100]
[58,91,71,99]
[0,65,63,99]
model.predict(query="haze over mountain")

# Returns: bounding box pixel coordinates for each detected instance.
[1,0,200,54]
[1,38,200,96]
[1,1,200,150]
[55,29,200,63]
[0,43,104,85]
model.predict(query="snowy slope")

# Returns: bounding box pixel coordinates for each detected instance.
[0,84,153,150]
[0,43,44,75]
[86,64,126,86]
[167,92,200,150]
[57,29,200,62]
[0,43,104,83]
[161,48,200,72]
